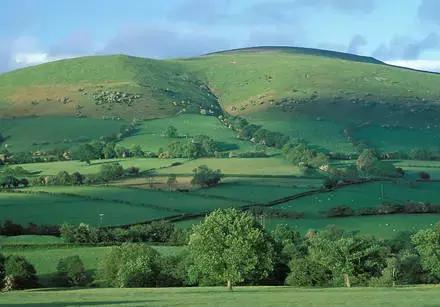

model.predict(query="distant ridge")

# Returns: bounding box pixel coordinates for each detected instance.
[205,46,383,64]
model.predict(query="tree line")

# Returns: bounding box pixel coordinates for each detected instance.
[2,209,440,291]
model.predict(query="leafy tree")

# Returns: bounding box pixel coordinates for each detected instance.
[74,144,97,165]
[286,256,330,286]
[191,165,222,187]
[0,253,5,288]
[99,243,160,287]
[55,255,90,287]
[188,208,274,290]
[102,143,116,159]
[99,163,124,181]
[165,125,178,138]
[412,226,440,279]
[307,234,388,287]
[0,132,5,143]
[4,255,38,289]
[131,145,144,157]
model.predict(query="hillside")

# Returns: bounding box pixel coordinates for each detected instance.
[0,55,218,119]
[1,46,440,152]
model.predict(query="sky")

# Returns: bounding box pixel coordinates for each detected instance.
[1,0,440,72]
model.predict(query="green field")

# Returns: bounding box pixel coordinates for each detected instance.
[1,286,440,306]
[0,235,63,245]
[119,114,257,153]
[9,158,185,176]
[25,185,248,214]
[0,191,176,226]
[0,116,127,153]
[2,245,183,286]
[156,157,304,176]
[274,181,440,218]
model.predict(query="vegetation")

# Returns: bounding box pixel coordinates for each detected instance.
[191,165,223,187]
[188,209,274,290]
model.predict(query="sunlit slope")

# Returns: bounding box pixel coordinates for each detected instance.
[0,55,218,119]
[180,47,440,126]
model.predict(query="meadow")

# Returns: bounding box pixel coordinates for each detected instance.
[11,158,185,176]
[1,285,440,306]
[2,243,183,286]
[0,191,176,226]
[118,114,257,154]
[0,116,126,153]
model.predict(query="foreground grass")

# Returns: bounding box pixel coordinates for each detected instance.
[1,286,440,306]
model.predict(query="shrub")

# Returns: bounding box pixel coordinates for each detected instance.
[419,171,431,180]
[99,243,160,287]
[191,165,223,187]
[55,255,90,287]
[99,163,124,181]
[4,255,38,290]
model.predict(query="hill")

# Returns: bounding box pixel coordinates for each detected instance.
[1,46,440,152]
[0,55,218,119]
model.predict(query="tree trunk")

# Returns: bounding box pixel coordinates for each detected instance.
[343,274,351,288]
[227,280,233,291]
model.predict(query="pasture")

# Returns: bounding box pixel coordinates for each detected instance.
[0,116,126,153]
[274,181,440,218]
[0,191,176,226]
[156,157,305,176]
[119,114,257,153]
[9,158,185,176]
[2,244,183,286]
[1,285,440,306]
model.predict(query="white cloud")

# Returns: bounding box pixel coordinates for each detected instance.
[385,59,440,73]
[13,52,76,68]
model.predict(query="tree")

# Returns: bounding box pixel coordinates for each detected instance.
[4,255,38,289]
[99,243,160,287]
[165,125,178,138]
[419,171,431,181]
[188,208,274,290]
[99,163,124,181]
[166,174,177,190]
[55,255,90,287]
[412,226,440,279]
[307,234,388,287]
[102,143,116,159]
[74,144,97,165]
[191,165,222,187]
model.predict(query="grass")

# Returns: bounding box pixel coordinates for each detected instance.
[0,191,175,226]
[8,158,185,176]
[156,157,304,176]
[1,285,440,306]
[0,55,217,119]
[2,245,183,286]
[0,235,63,245]
[24,185,248,214]
[274,181,440,218]
[119,114,257,153]
[0,116,127,153]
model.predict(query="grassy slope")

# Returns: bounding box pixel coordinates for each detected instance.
[0,55,217,119]
[0,116,127,152]
[1,286,440,306]
[180,48,440,151]
[118,114,258,153]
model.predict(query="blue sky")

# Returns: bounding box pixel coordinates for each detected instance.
[1,0,440,72]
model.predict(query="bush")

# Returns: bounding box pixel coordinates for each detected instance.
[55,255,90,287]
[4,255,38,290]
[191,165,223,187]
[99,163,124,181]
[419,171,431,180]
[99,243,160,287]
[285,257,330,287]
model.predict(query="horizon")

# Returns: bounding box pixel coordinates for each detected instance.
[2,0,440,73]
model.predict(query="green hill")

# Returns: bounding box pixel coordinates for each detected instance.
[1,46,440,152]
[0,55,218,119]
